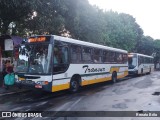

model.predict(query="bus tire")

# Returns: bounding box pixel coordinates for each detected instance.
[112,72,117,83]
[70,76,80,93]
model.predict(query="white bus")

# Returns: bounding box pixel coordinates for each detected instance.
[128,53,154,75]
[15,35,128,92]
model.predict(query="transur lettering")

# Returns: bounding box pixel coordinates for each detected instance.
[83,65,105,73]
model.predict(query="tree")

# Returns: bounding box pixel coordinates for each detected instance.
[23,0,67,35]
[137,36,154,55]
[0,0,34,35]
[153,39,160,63]
[0,0,155,59]
[62,0,108,45]
[104,11,144,51]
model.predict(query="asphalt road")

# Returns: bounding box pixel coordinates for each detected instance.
[1,71,160,120]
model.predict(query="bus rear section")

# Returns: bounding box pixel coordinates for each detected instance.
[128,53,154,75]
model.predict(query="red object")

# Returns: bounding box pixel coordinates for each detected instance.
[6,66,13,73]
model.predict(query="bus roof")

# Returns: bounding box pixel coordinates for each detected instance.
[129,53,153,58]
[53,35,127,53]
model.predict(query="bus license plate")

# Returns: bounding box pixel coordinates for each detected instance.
[35,85,42,88]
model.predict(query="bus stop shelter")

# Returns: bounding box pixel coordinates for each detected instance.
[0,35,23,72]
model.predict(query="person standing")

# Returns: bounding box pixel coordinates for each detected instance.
[3,60,14,90]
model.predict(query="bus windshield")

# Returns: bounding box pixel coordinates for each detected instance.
[128,54,137,69]
[16,43,52,74]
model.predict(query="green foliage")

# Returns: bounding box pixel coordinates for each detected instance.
[153,40,160,63]
[0,0,160,62]
[137,36,154,55]
[0,0,33,34]
[104,11,144,51]
[24,0,66,35]
[63,0,107,44]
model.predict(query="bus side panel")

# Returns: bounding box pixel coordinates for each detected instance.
[51,64,128,92]
[138,64,143,74]
[52,79,70,92]
[117,67,128,79]
[138,63,154,74]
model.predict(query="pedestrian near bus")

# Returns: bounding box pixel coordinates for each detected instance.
[2,60,14,90]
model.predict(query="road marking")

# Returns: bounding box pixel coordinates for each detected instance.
[66,97,82,111]
[50,97,83,118]
[55,102,71,111]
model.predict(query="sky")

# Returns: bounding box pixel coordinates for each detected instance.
[88,0,160,40]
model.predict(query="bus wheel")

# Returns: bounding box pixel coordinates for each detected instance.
[70,79,80,93]
[112,72,117,83]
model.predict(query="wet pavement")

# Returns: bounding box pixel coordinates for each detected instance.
[0,71,160,120]
[0,86,28,97]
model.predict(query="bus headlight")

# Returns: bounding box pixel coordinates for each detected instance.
[36,81,49,85]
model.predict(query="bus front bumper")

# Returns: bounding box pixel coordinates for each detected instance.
[128,69,138,75]
[15,80,52,92]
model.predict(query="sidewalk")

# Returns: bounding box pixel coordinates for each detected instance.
[0,85,23,95]
[0,74,26,95]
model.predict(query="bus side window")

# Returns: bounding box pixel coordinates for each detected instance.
[122,54,128,64]
[93,49,101,63]
[146,57,148,64]
[53,47,60,64]
[82,47,92,62]
[61,47,69,64]
[71,45,82,63]
[117,53,123,63]
[143,57,146,64]
[53,45,69,73]
[103,50,109,63]
[138,56,142,65]
[109,52,116,63]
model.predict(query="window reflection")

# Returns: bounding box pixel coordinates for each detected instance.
[53,41,69,73]
[16,44,52,74]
